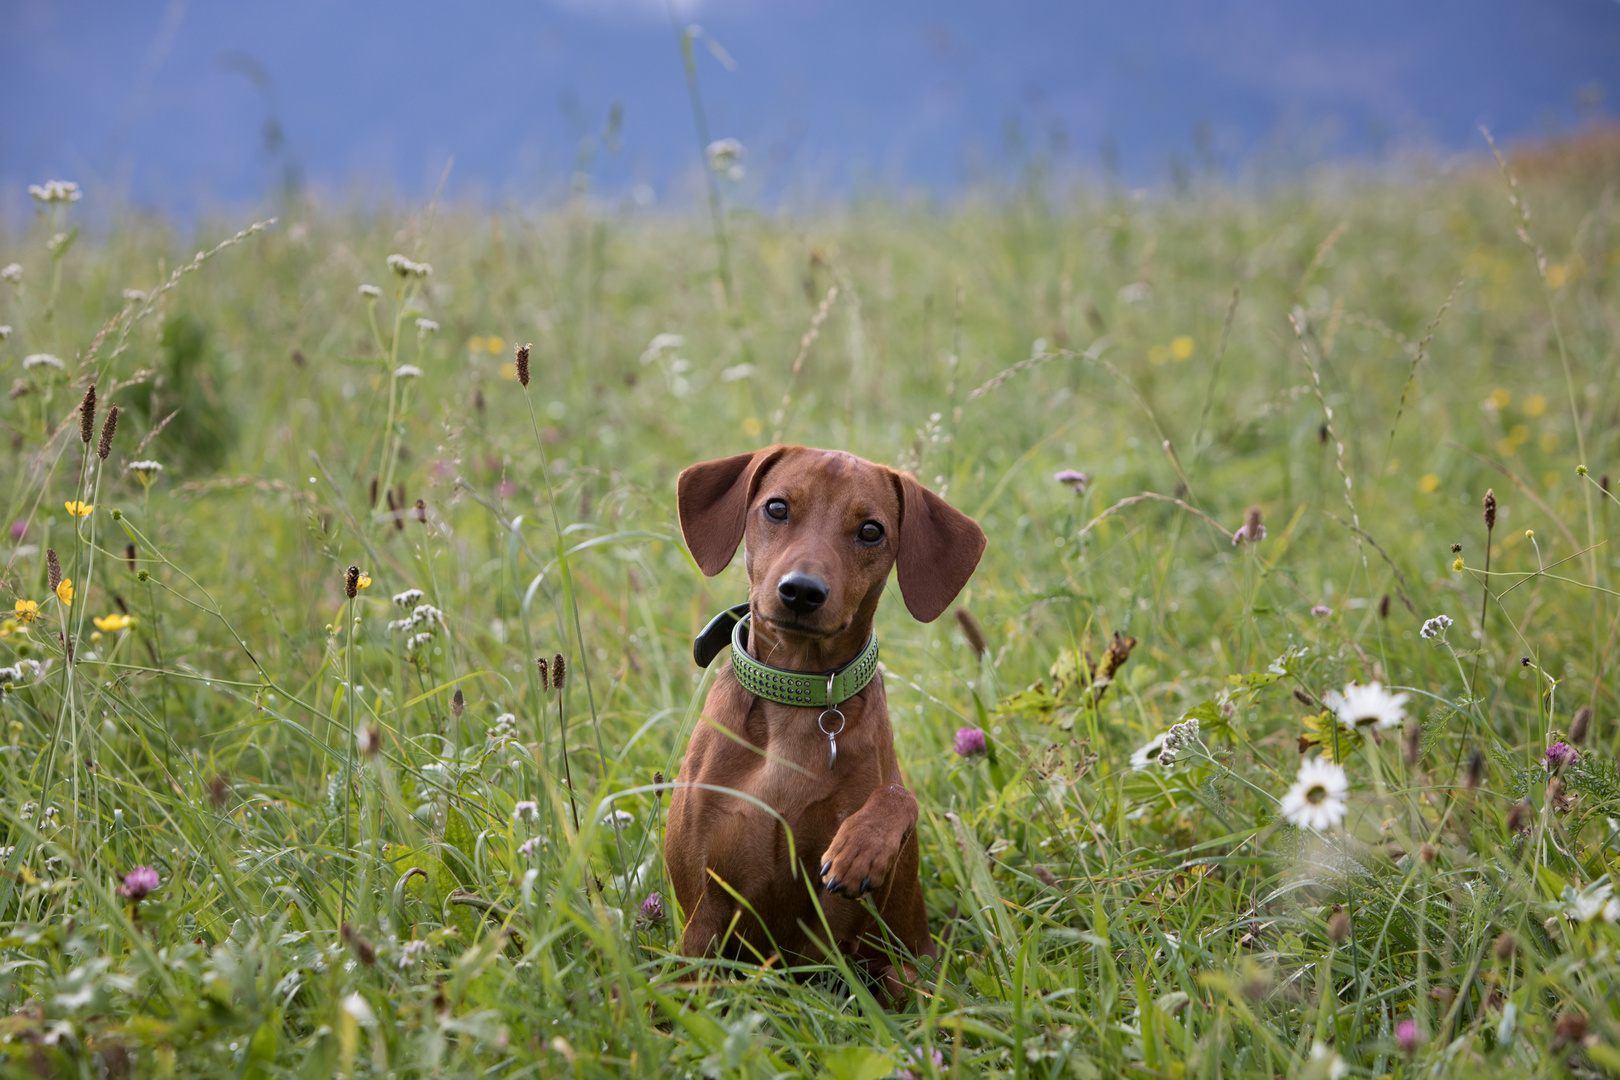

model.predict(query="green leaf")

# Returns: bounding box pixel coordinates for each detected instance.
[819,1046,892,1080]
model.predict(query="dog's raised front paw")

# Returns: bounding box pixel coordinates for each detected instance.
[819,818,901,900]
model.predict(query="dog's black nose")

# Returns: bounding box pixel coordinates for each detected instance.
[777,571,828,614]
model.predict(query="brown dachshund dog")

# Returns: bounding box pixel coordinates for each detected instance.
[666,445,986,998]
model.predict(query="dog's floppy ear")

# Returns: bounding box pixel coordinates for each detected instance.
[893,471,987,623]
[677,446,788,576]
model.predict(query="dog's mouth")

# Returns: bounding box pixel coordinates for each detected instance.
[758,611,849,640]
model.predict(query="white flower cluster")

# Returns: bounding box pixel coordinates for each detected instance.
[29,180,82,203]
[414,318,438,334]
[359,284,381,298]
[397,939,430,968]
[22,353,63,371]
[1130,718,1200,770]
[489,712,518,744]
[706,138,745,179]
[127,460,164,478]
[1,264,21,283]
[392,589,424,606]
[1419,614,1453,640]
[512,800,538,822]
[386,253,432,278]
[395,365,422,379]
[1562,880,1620,924]
[0,325,11,340]
[0,659,46,687]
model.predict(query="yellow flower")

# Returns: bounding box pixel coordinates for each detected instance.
[1419,474,1441,493]
[1487,388,1511,410]
[1524,394,1547,417]
[56,579,73,605]
[467,335,486,354]
[1544,263,1568,289]
[357,572,372,591]
[1452,557,1464,571]
[13,599,39,624]
[64,500,93,517]
[93,613,134,632]
[500,363,519,381]
[1170,335,1195,361]
[0,618,18,639]
[486,335,506,356]
[741,416,763,437]
[1148,344,1170,366]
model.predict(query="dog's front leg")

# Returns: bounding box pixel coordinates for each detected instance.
[818,782,918,899]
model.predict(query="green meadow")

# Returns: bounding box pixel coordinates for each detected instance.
[1,133,1619,1077]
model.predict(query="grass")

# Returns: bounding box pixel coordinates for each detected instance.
[0,132,1619,1077]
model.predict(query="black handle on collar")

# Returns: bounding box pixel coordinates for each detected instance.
[693,603,751,668]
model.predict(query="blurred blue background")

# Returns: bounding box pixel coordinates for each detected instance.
[3,0,1617,218]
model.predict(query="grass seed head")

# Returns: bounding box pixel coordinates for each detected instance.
[954,607,988,657]
[1492,930,1516,961]
[207,773,229,807]
[1507,799,1531,833]
[1378,593,1390,619]
[414,498,426,524]
[1466,748,1486,788]
[341,923,377,966]
[46,548,61,592]
[451,688,464,717]
[1570,704,1592,745]
[97,405,118,460]
[79,383,96,444]
[536,656,549,690]
[1483,488,1497,530]
[516,343,531,387]
[1403,721,1421,767]
[1327,905,1350,942]
[552,653,566,690]
[344,565,360,599]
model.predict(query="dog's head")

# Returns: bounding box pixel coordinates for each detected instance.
[677,446,986,645]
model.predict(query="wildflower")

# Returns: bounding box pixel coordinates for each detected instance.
[1561,880,1620,923]
[414,318,438,334]
[1307,1042,1347,1080]
[1323,681,1407,731]
[515,342,531,387]
[0,326,9,340]
[92,613,133,632]
[640,333,684,364]
[1158,718,1200,767]
[394,365,422,379]
[1570,705,1592,745]
[1054,469,1089,494]
[359,284,381,298]
[398,939,430,967]
[1170,335,1195,360]
[1,264,21,283]
[1232,505,1266,545]
[23,354,63,371]
[1131,732,1172,770]
[392,588,424,607]
[1396,1019,1421,1054]
[1310,605,1332,617]
[55,579,73,605]
[357,571,371,591]
[411,604,442,626]
[1452,557,1464,571]
[119,865,160,901]
[638,893,666,924]
[897,1047,945,1080]
[953,726,987,757]
[513,800,538,822]
[64,501,92,517]
[705,138,745,178]
[406,631,434,650]
[97,406,118,460]
[600,809,635,830]
[1546,741,1579,772]
[128,460,164,483]
[13,600,38,625]
[385,253,432,278]
[1419,614,1452,639]
[28,180,82,203]
[1280,758,1349,831]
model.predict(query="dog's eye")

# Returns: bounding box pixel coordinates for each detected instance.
[856,521,885,545]
[764,498,789,521]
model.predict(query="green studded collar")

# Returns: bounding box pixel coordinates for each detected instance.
[692,604,880,709]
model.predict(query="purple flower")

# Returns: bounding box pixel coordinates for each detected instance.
[496,479,517,498]
[639,893,666,924]
[1311,605,1333,617]
[1396,1019,1421,1054]
[1053,469,1089,494]
[898,1048,944,1080]
[119,865,160,901]
[953,727,987,757]
[1546,741,1580,772]
[7,520,24,541]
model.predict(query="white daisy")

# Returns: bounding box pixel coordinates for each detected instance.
[1323,681,1407,731]
[1280,758,1349,831]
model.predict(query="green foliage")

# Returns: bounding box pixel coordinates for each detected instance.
[0,136,1619,1076]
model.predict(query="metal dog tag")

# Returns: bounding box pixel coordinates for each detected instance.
[818,706,846,771]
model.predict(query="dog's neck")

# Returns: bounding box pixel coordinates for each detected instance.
[745,602,877,674]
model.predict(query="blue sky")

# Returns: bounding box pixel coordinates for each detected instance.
[3,0,1617,218]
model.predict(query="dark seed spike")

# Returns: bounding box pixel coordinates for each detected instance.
[97,405,118,460]
[1466,748,1486,789]
[537,656,550,691]
[79,383,96,444]
[552,654,566,690]
[369,476,379,508]
[1483,488,1497,531]
[450,688,464,717]
[515,343,531,388]
[1570,704,1592,746]
[344,565,360,599]
[46,548,62,591]
[414,498,427,524]
[1378,594,1390,619]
